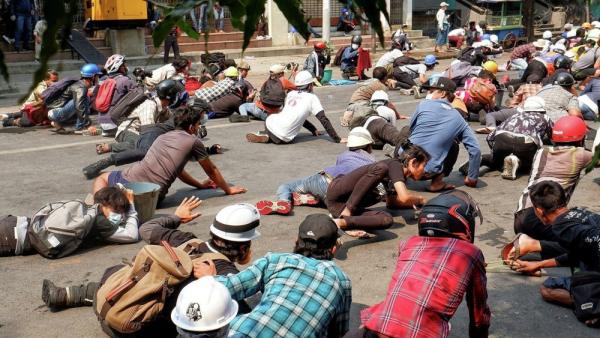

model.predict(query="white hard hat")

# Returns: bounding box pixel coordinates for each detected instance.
[209,203,261,242]
[592,21,600,28]
[564,23,573,30]
[370,90,389,103]
[480,39,493,48]
[440,2,449,7]
[489,34,499,44]
[542,30,553,39]
[347,127,374,148]
[553,43,567,53]
[565,50,576,59]
[105,54,126,74]
[294,70,314,87]
[269,64,285,74]
[171,276,238,332]
[523,96,546,112]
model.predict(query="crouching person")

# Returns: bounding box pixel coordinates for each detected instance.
[0,187,138,258]
[348,190,490,338]
[194,214,352,337]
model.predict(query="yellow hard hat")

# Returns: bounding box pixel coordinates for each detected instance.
[223,66,239,78]
[582,22,592,29]
[482,60,498,74]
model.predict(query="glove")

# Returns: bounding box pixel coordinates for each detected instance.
[10,15,16,21]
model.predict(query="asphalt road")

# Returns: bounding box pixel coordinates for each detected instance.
[1,83,599,337]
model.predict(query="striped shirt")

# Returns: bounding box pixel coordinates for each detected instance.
[216,252,352,338]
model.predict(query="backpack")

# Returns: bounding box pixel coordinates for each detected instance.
[444,61,478,85]
[333,45,349,66]
[41,77,79,106]
[108,86,148,125]
[93,77,118,113]
[347,104,378,130]
[393,55,420,68]
[458,47,476,64]
[201,52,226,70]
[94,241,193,334]
[259,77,286,107]
[417,190,483,242]
[468,78,497,107]
[570,271,600,323]
[177,238,230,263]
[26,200,98,259]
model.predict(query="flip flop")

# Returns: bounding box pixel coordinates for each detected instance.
[501,233,523,263]
[255,200,292,215]
[343,230,376,239]
[292,192,320,206]
[426,183,456,193]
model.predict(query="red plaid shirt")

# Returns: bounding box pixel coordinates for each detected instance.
[511,43,537,60]
[361,236,490,338]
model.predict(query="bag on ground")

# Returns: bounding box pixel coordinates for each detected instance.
[570,271,600,322]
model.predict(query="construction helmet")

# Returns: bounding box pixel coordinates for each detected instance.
[582,22,592,29]
[553,55,572,70]
[542,30,553,39]
[171,276,238,332]
[482,60,498,74]
[424,54,438,66]
[554,72,575,87]
[80,63,101,78]
[105,54,126,74]
[314,41,327,50]
[156,79,183,103]
[552,116,587,143]
[370,90,389,104]
[209,203,261,242]
[294,70,314,87]
[351,35,363,45]
[347,127,374,148]
[522,96,546,113]
[223,67,239,78]
[489,34,499,44]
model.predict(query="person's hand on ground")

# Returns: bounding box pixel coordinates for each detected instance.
[199,179,217,189]
[511,260,541,274]
[174,196,202,223]
[226,186,247,195]
[193,259,216,279]
[312,130,322,137]
[464,177,478,188]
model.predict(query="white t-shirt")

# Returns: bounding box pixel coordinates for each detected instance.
[364,105,397,128]
[448,28,465,37]
[145,64,177,89]
[399,64,427,79]
[266,91,324,142]
[375,49,404,68]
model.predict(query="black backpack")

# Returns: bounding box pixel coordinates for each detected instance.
[41,77,79,106]
[259,77,286,107]
[201,52,226,69]
[571,271,600,323]
[417,190,483,243]
[393,55,420,68]
[108,86,149,124]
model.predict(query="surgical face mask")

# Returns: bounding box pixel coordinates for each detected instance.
[425,92,434,100]
[200,114,208,126]
[351,43,359,50]
[107,212,123,225]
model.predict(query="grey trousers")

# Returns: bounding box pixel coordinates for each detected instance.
[485,108,518,128]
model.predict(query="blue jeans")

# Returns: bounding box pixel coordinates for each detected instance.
[239,103,268,120]
[191,4,208,31]
[14,15,32,50]
[579,94,598,121]
[276,173,328,202]
[48,99,90,129]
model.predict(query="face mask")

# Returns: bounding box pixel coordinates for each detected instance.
[425,93,434,100]
[107,212,123,225]
[200,114,209,126]
[351,43,359,50]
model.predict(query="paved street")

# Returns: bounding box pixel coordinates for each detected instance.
[1,62,600,337]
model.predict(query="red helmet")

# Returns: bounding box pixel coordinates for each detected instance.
[314,41,326,50]
[551,116,587,143]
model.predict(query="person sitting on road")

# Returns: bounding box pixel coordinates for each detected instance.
[93,106,247,203]
[454,68,498,124]
[340,35,367,80]
[391,54,438,98]
[354,190,490,338]
[448,26,466,49]
[95,79,184,157]
[508,39,546,73]
[41,201,261,336]
[0,186,138,258]
[374,40,404,72]
[230,64,296,123]
[208,62,255,119]
[0,69,58,128]
[245,70,341,144]
[144,58,190,90]
[541,55,572,87]
[327,144,430,239]
[457,40,493,66]
[534,72,582,121]
[505,54,549,93]
[195,66,241,105]
[578,75,600,121]
[403,77,481,192]
[571,39,600,81]
[475,97,553,180]
[336,6,355,34]
[500,182,600,327]
[255,127,377,216]
[193,213,352,337]
[304,41,331,82]
[47,63,102,133]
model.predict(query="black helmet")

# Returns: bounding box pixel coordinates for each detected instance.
[554,72,575,87]
[156,79,183,103]
[417,190,483,243]
[351,35,363,45]
[553,55,572,70]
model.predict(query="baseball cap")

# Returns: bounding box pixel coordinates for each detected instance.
[298,214,340,248]
[421,76,457,92]
[237,61,251,70]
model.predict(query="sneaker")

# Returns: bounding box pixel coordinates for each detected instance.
[292,192,320,206]
[229,113,250,123]
[399,88,413,96]
[255,200,292,215]
[42,279,67,309]
[82,157,114,180]
[413,86,422,99]
[501,154,520,180]
[246,132,269,143]
[458,161,469,176]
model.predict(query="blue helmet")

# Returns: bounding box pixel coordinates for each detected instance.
[424,54,438,66]
[482,33,491,41]
[80,63,101,78]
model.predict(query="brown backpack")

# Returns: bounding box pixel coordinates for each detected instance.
[177,238,230,263]
[468,78,497,107]
[94,241,193,334]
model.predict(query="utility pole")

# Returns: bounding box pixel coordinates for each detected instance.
[323,0,331,43]
[523,0,534,42]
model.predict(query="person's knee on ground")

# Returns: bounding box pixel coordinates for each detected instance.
[540,284,573,308]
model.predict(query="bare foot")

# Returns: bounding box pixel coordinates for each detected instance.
[344,230,376,239]
[506,234,539,260]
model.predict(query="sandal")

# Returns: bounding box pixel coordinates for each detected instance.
[208,144,222,155]
[343,230,376,239]
[501,233,523,263]
[426,183,456,193]
[96,143,111,155]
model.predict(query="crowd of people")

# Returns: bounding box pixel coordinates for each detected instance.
[2,4,600,336]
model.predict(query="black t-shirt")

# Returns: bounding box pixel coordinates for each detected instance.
[553,207,600,272]
[210,93,244,117]
[521,59,548,83]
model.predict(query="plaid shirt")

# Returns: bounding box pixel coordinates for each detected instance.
[194,77,236,103]
[216,252,352,338]
[511,43,537,60]
[361,236,490,338]
[508,83,542,108]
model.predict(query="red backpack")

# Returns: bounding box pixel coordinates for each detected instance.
[93,77,118,113]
